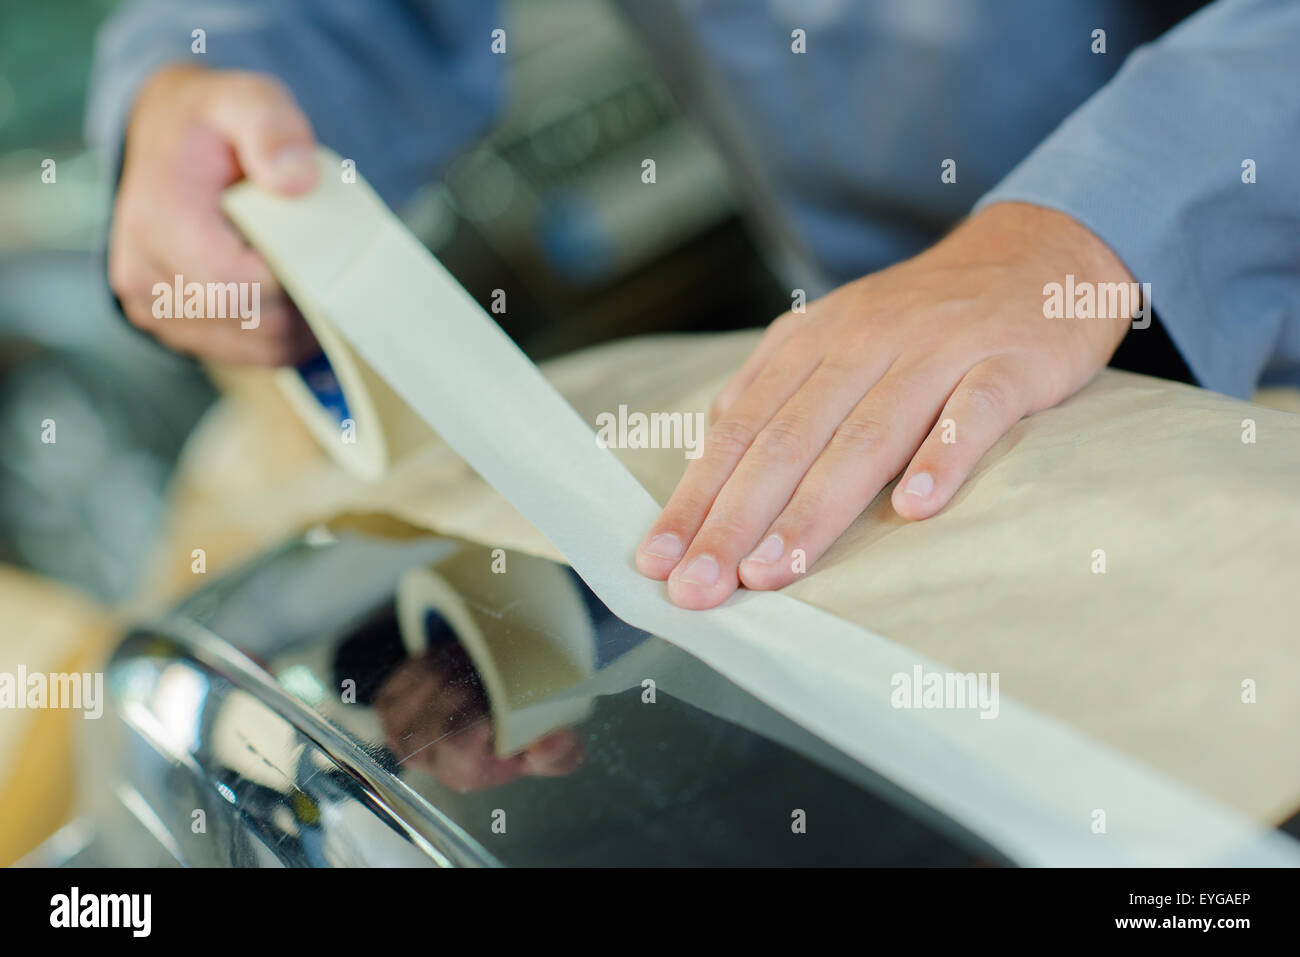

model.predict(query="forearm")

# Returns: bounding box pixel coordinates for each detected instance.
[975,0,1300,396]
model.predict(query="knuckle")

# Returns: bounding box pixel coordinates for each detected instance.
[660,479,715,523]
[708,390,735,424]
[785,485,830,531]
[961,376,1013,416]
[838,324,878,358]
[831,416,888,455]
[769,311,800,336]
[229,73,308,132]
[820,351,865,377]
[705,418,756,459]
[661,495,709,529]
[699,509,751,545]
[753,419,809,463]
[232,70,290,103]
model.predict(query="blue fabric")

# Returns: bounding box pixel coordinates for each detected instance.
[88,0,1300,395]
[86,0,504,209]
[975,0,1300,395]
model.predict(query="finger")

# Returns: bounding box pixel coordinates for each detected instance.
[891,357,1033,521]
[635,345,822,580]
[179,255,312,365]
[664,355,892,610]
[521,729,584,776]
[155,312,314,366]
[202,72,319,193]
[710,311,805,421]
[110,241,172,329]
[738,360,953,591]
[130,275,312,365]
[142,211,316,365]
[431,720,525,792]
[376,670,441,741]
[112,159,314,364]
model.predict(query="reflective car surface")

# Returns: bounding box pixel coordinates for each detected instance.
[32,530,1009,867]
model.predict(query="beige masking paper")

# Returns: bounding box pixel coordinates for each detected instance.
[220,148,1300,866]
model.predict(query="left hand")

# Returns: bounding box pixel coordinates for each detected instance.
[374,649,583,792]
[635,201,1136,609]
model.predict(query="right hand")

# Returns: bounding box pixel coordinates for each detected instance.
[109,65,322,365]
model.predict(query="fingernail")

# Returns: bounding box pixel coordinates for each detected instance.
[744,534,784,565]
[642,533,683,560]
[903,472,934,498]
[678,555,719,586]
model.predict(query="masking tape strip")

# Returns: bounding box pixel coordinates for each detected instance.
[223,149,1300,866]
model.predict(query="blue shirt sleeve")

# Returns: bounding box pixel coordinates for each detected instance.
[86,0,505,210]
[974,0,1300,397]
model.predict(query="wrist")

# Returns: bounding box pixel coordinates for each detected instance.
[974,202,1133,278]
[967,201,1137,340]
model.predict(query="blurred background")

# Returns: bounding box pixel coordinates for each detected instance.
[0,0,785,605]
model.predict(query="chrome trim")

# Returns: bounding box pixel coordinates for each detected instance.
[140,614,497,867]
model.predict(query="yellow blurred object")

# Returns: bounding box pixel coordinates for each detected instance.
[0,567,117,865]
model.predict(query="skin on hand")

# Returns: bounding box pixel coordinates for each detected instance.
[373,650,583,793]
[636,202,1135,610]
[108,65,322,365]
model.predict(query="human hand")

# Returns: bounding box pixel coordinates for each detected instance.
[108,65,320,364]
[636,202,1135,609]
[373,648,583,793]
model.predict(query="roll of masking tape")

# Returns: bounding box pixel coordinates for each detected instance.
[395,544,595,756]
[279,322,432,482]
[247,160,436,481]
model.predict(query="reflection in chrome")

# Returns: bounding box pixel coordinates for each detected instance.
[31,531,1001,867]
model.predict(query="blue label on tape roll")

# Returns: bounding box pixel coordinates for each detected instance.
[297,351,351,426]
[423,609,458,648]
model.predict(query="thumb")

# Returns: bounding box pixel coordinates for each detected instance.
[203,72,319,194]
